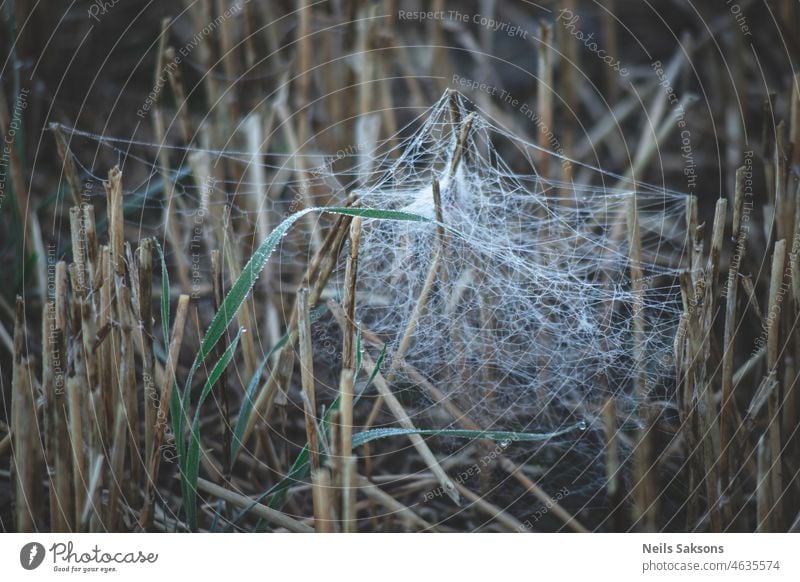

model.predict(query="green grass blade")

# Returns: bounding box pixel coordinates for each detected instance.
[225,344,388,529]
[153,239,170,348]
[230,303,329,460]
[184,327,244,531]
[179,207,435,454]
[351,421,588,448]
[266,343,388,509]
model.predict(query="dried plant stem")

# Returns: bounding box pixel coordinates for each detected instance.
[764,239,786,530]
[239,213,354,447]
[141,294,190,528]
[52,123,82,206]
[311,467,336,533]
[356,474,435,531]
[499,457,589,533]
[11,297,42,532]
[66,375,86,529]
[137,239,157,478]
[105,167,125,277]
[107,402,127,531]
[720,167,748,506]
[341,454,357,532]
[537,20,554,181]
[355,337,460,505]
[296,289,320,473]
[354,321,589,533]
[196,478,313,532]
[454,481,525,532]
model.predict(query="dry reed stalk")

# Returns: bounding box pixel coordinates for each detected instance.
[600,0,619,101]
[765,239,787,530]
[163,47,193,145]
[537,20,554,182]
[273,100,325,254]
[341,454,357,532]
[343,217,363,369]
[756,435,769,531]
[354,317,588,532]
[356,474,435,531]
[241,112,282,351]
[679,270,702,527]
[631,407,658,532]
[187,150,217,255]
[182,0,222,143]
[137,239,157,478]
[66,375,86,529]
[720,167,748,507]
[117,284,141,497]
[105,167,125,277]
[239,212,354,446]
[429,0,447,90]
[338,347,356,442]
[296,288,320,471]
[51,123,82,206]
[627,194,645,400]
[97,247,114,439]
[339,216,361,524]
[196,477,313,532]
[453,480,525,532]
[69,206,87,296]
[42,299,73,532]
[774,126,791,244]
[602,398,624,530]
[311,467,336,533]
[379,66,399,157]
[498,457,589,533]
[107,402,127,531]
[151,163,191,294]
[328,300,459,506]
[215,0,238,119]
[149,22,192,293]
[355,3,377,184]
[558,0,578,157]
[362,175,454,456]
[699,198,727,532]
[82,204,99,288]
[11,297,43,532]
[296,0,312,132]
[627,189,660,531]
[140,294,190,528]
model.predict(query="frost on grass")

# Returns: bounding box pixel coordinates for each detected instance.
[334,91,688,502]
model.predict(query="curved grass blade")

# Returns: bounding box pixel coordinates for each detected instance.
[230,303,329,461]
[226,344,388,530]
[351,421,588,448]
[152,239,170,350]
[178,207,436,446]
[184,327,245,530]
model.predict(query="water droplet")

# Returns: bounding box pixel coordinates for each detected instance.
[577,420,588,431]
[500,440,510,448]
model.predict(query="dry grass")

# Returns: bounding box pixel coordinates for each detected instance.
[1,0,800,533]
